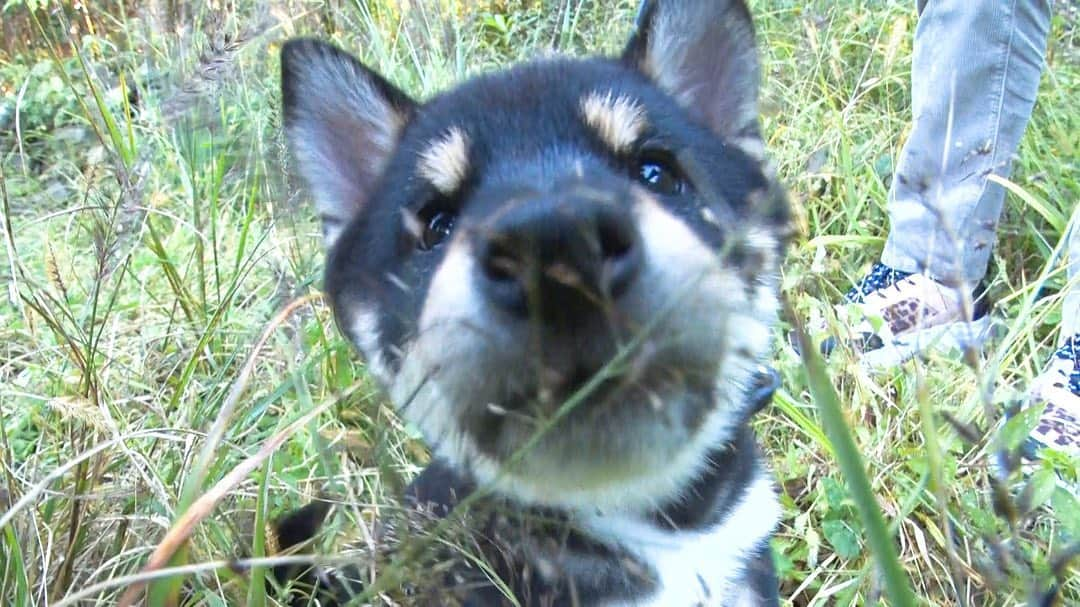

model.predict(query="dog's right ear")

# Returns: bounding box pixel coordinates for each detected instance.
[623,0,762,154]
[281,39,416,247]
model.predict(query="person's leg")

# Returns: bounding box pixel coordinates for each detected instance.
[827,0,1052,367]
[881,0,1052,284]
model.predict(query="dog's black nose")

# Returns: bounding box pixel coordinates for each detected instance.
[476,193,642,323]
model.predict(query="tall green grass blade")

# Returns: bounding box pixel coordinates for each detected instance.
[146,551,186,607]
[246,461,271,607]
[2,526,31,607]
[790,305,918,607]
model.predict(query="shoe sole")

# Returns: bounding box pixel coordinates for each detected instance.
[858,315,1001,371]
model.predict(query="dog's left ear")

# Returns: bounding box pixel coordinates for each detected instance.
[624,0,762,149]
[281,39,416,247]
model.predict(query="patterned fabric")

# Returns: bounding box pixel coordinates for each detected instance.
[816,262,995,368]
[840,271,971,349]
[1027,335,1080,458]
[1053,335,1080,396]
[842,262,914,304]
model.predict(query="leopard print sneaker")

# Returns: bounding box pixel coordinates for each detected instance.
[819,263,997,369]
[1025,335,1080,461]
[842,262,914,304]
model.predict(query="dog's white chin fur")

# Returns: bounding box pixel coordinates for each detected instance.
[385,322,767,512]
[467,364,762,514]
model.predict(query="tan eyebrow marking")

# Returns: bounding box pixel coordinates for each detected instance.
[417,126,470,194]
[580,91,648,153]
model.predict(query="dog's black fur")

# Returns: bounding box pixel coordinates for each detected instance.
[275,1,791,604]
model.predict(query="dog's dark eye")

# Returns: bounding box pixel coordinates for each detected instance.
[636,157,686,195]
[420,210,456,250]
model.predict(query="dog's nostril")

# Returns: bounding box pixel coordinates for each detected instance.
[485,256,517,282]
[598,215,634,260]
[479,238,530,314]
[482,240,521,283]
[595,210,641,298]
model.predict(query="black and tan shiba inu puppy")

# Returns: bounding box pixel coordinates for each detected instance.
[277,0,790,604]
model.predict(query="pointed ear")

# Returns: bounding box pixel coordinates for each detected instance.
[623,0,762,152]
[281,39,416,247]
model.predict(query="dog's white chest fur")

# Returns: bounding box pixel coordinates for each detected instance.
[581,473,779,607]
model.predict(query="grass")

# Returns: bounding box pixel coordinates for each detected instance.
[0,0,1078,605]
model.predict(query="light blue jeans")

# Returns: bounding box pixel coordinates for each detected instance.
[638,1,1064,335]
[880,1,1054,281]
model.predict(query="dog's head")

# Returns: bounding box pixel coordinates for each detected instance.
[282,0,789,512]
